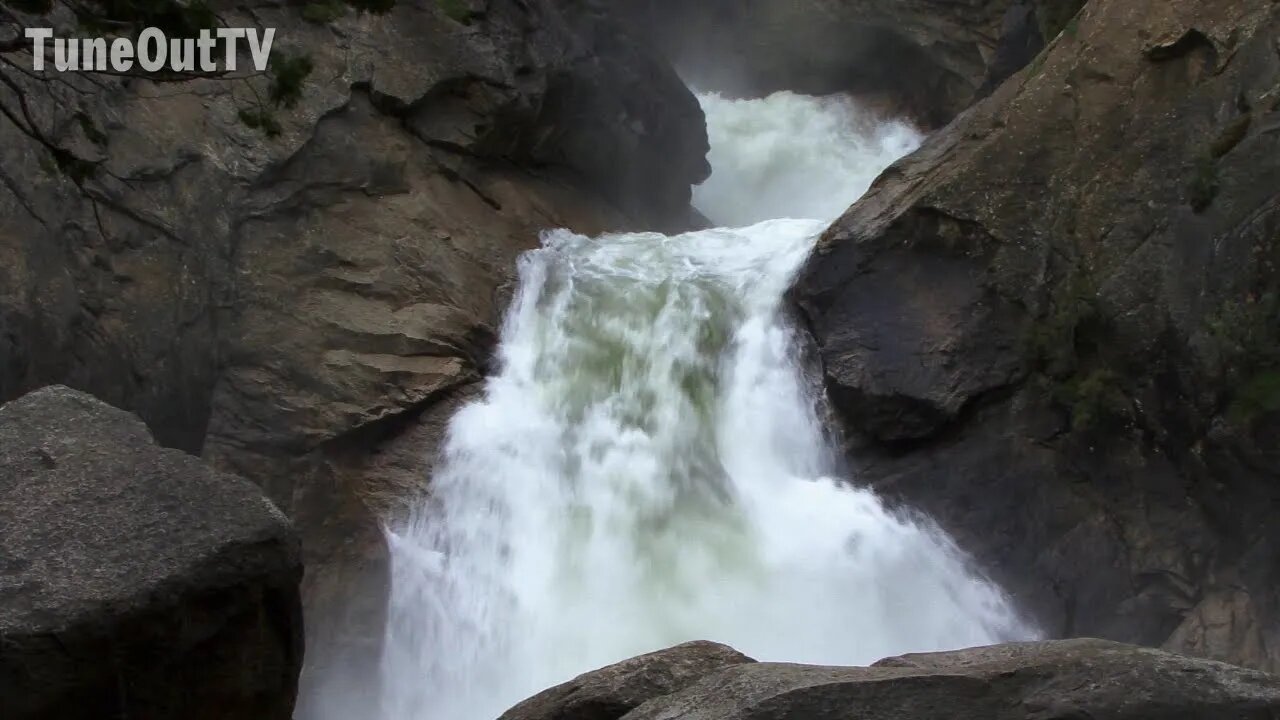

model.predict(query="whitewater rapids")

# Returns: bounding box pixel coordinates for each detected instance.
[377,91,1035,720]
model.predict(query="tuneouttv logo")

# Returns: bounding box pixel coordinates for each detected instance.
[24,27,276,72]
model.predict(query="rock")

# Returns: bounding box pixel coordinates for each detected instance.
[499,641,756,720]
[0,386,303,720]
[623,639,1280,720]
[609,0,1086,126]
[794,0,1280,671]
[0,0,711,704]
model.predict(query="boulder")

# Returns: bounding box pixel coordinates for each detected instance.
[0,386,303,719]
[499,641,756,720]
[793,0,1280,671]
[622,639,1280,720]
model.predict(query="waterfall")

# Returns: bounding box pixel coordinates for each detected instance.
[378,91,1035,720]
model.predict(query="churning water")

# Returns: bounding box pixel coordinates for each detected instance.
[378,91,1033,720]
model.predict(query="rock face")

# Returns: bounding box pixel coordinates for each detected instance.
[499,641,756,720]
[0,386,303,720]
[611,0,1086,126]
[795,0,1280,672]
[620,639,1280,720]
[0,0,710,707]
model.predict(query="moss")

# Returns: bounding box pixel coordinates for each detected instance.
[1206,290,1280,424]
[302,0,347,24]
[436,0,471,24]
[1206,292,1278,366]
[268,53,314,109]
[1210,114,1252,159]
[1056,368,1130,432]
[1187,153,1219,212]
[1025,271,1102,377]
[237,108,282,137]
[1228,371,1280,424]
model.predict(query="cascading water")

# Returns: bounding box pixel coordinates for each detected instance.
[379,91,1035,720]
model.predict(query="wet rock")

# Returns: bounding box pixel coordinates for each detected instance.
[794,0,1280,671]
[499,641,756,720]
[623,639,1280,720]
[0,386,303,720]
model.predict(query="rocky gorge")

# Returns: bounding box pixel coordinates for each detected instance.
[1,0,1279,718]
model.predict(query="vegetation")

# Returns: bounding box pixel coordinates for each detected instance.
[1207,290,1280,424]
[1024,268,1137,434]
[268,52,314,108]
[1025,271,1103,378]
[302,0,347,24]
[1229,371,1280,424]
[436,0,471,24]
[1055,368,1129,432]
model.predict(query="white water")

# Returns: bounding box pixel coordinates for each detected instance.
[378,91,1034,720]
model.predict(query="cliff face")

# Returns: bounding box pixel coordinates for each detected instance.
[0,0,709,710]
[795,0,1280,672]
[610,0,1086,126]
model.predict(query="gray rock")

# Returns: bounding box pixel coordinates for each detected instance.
[499,641,756,720]
[0,0,711,701]
[793,0,1280,673]
[623,639,1280,720]
[0,385,303,720]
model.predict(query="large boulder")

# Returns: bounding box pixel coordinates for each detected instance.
[610,0,1087,126]
[794,0,1280,671]
[622,639,1280,720]
[0,386,303,719]
[499,641,756,720]
[0,0,710,707]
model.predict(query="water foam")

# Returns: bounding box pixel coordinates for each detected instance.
[377,92,1034,720]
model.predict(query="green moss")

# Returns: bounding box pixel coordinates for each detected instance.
[1206,290,1280,424]
[237,108,282,137]
[302,0,347,24]
[1055,368,1130,432]
[268,53,314,109]
[1228,371,1280,423]
[1187,153,1219,213]
[1025,271,1102,377]
[436,0,471,24]
[1206,292,1277,361]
